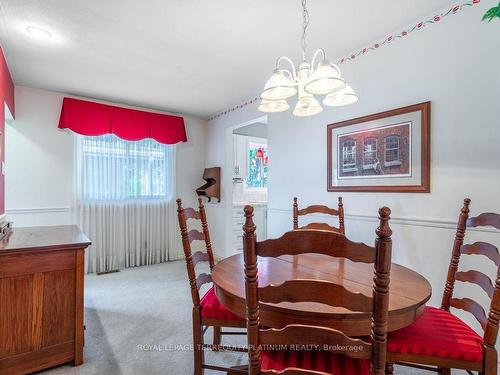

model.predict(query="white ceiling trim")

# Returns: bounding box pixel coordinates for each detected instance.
[207,0,481,122]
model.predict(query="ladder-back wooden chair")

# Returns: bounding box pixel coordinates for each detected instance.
[386,198,500,375]
[177,198,247,375]
[293,197,345,234]
[243,204,393,375]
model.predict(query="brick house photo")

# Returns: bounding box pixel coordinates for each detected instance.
[338,122,411,178]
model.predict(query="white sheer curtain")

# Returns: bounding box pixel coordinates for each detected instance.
[75,134,181,274]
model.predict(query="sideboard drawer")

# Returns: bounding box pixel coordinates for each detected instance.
[0,250,76,279]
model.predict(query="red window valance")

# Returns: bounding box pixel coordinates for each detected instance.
[58,97,187,144]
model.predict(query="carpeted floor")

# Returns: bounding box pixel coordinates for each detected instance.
[38,261,464,375]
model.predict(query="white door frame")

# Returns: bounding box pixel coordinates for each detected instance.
[223,115,267,258]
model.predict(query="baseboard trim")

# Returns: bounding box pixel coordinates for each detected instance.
[268,208,500,234]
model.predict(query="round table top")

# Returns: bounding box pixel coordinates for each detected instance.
[212,253,432,336]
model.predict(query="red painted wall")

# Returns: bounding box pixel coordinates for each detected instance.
[0,46,15,216]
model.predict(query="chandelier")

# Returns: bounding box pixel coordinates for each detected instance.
[258,0,358,117]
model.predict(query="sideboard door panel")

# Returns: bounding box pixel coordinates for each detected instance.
[42,270,76,348]
[0,275,34,359]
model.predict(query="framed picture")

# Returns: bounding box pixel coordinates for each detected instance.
[327,102,430,192]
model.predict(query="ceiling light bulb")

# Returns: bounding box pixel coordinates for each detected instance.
[26,26,52,40]
[323,85,359,107]
[258,99,290,113]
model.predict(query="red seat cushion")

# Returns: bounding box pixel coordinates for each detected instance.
[261,350,370,374]
[200,287,244,321]
[388,306,483,362]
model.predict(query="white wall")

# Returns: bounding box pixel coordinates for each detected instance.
[206,3,500,334]
[5,86,208,229]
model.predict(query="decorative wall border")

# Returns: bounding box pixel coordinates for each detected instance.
[336,0,481,65]
[207,0,481,121]
[208,97,260,121]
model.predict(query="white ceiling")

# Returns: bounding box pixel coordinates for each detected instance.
[0,0,455,118]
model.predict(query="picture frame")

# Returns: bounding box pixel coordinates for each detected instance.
[327,102,430,193]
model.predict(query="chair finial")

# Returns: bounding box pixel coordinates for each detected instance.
[176,198,183,212]
[244,205,256,235]
[462,198,471,214]
[376,207,392,239]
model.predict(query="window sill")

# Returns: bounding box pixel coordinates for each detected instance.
[384,161,402,167]
[342,167,358,173]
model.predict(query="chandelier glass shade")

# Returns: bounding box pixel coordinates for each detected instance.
[323,84,359,107]
[293,95,323,117]
[258,0,357,117]
[260,69,297,101]
[303,61,345,95]
[258,98,290,113]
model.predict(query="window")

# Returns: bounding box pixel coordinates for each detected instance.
[246,142,268,188]
[384,135,401,166]
[363,138,377,169]
[342,140,357,172]
[78,134,173,201]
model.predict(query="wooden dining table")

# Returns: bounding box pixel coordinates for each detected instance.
[212,253,432,336]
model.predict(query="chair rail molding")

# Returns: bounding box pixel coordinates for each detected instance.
[6,206,73,215]
[267,208,500,234]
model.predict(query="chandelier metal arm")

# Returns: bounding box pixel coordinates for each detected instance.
[310,48,325,70]
[276,56,298,81]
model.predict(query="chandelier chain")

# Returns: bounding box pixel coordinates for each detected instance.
[301,0,309,61]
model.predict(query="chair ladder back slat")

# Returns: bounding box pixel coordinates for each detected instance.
[256,230,376,263]
[450,297,487,330]
[467,213,500,231]
[299,223,342,233]
[461,242,500,267]
[441,198,471,311]
[456,270,495,298]
[196,273,213,290]
[177,198,201,306]
[198,198,216,270]
[371,207,393,375]
[298,205,339,216]
[188,229,205,243]
[183,207,201,220]
[259,325,372,359]
[258,280,373,312]
[293,197,345,234]
[191,251,210,268]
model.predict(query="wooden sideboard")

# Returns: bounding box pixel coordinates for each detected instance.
[0,226,91,375]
